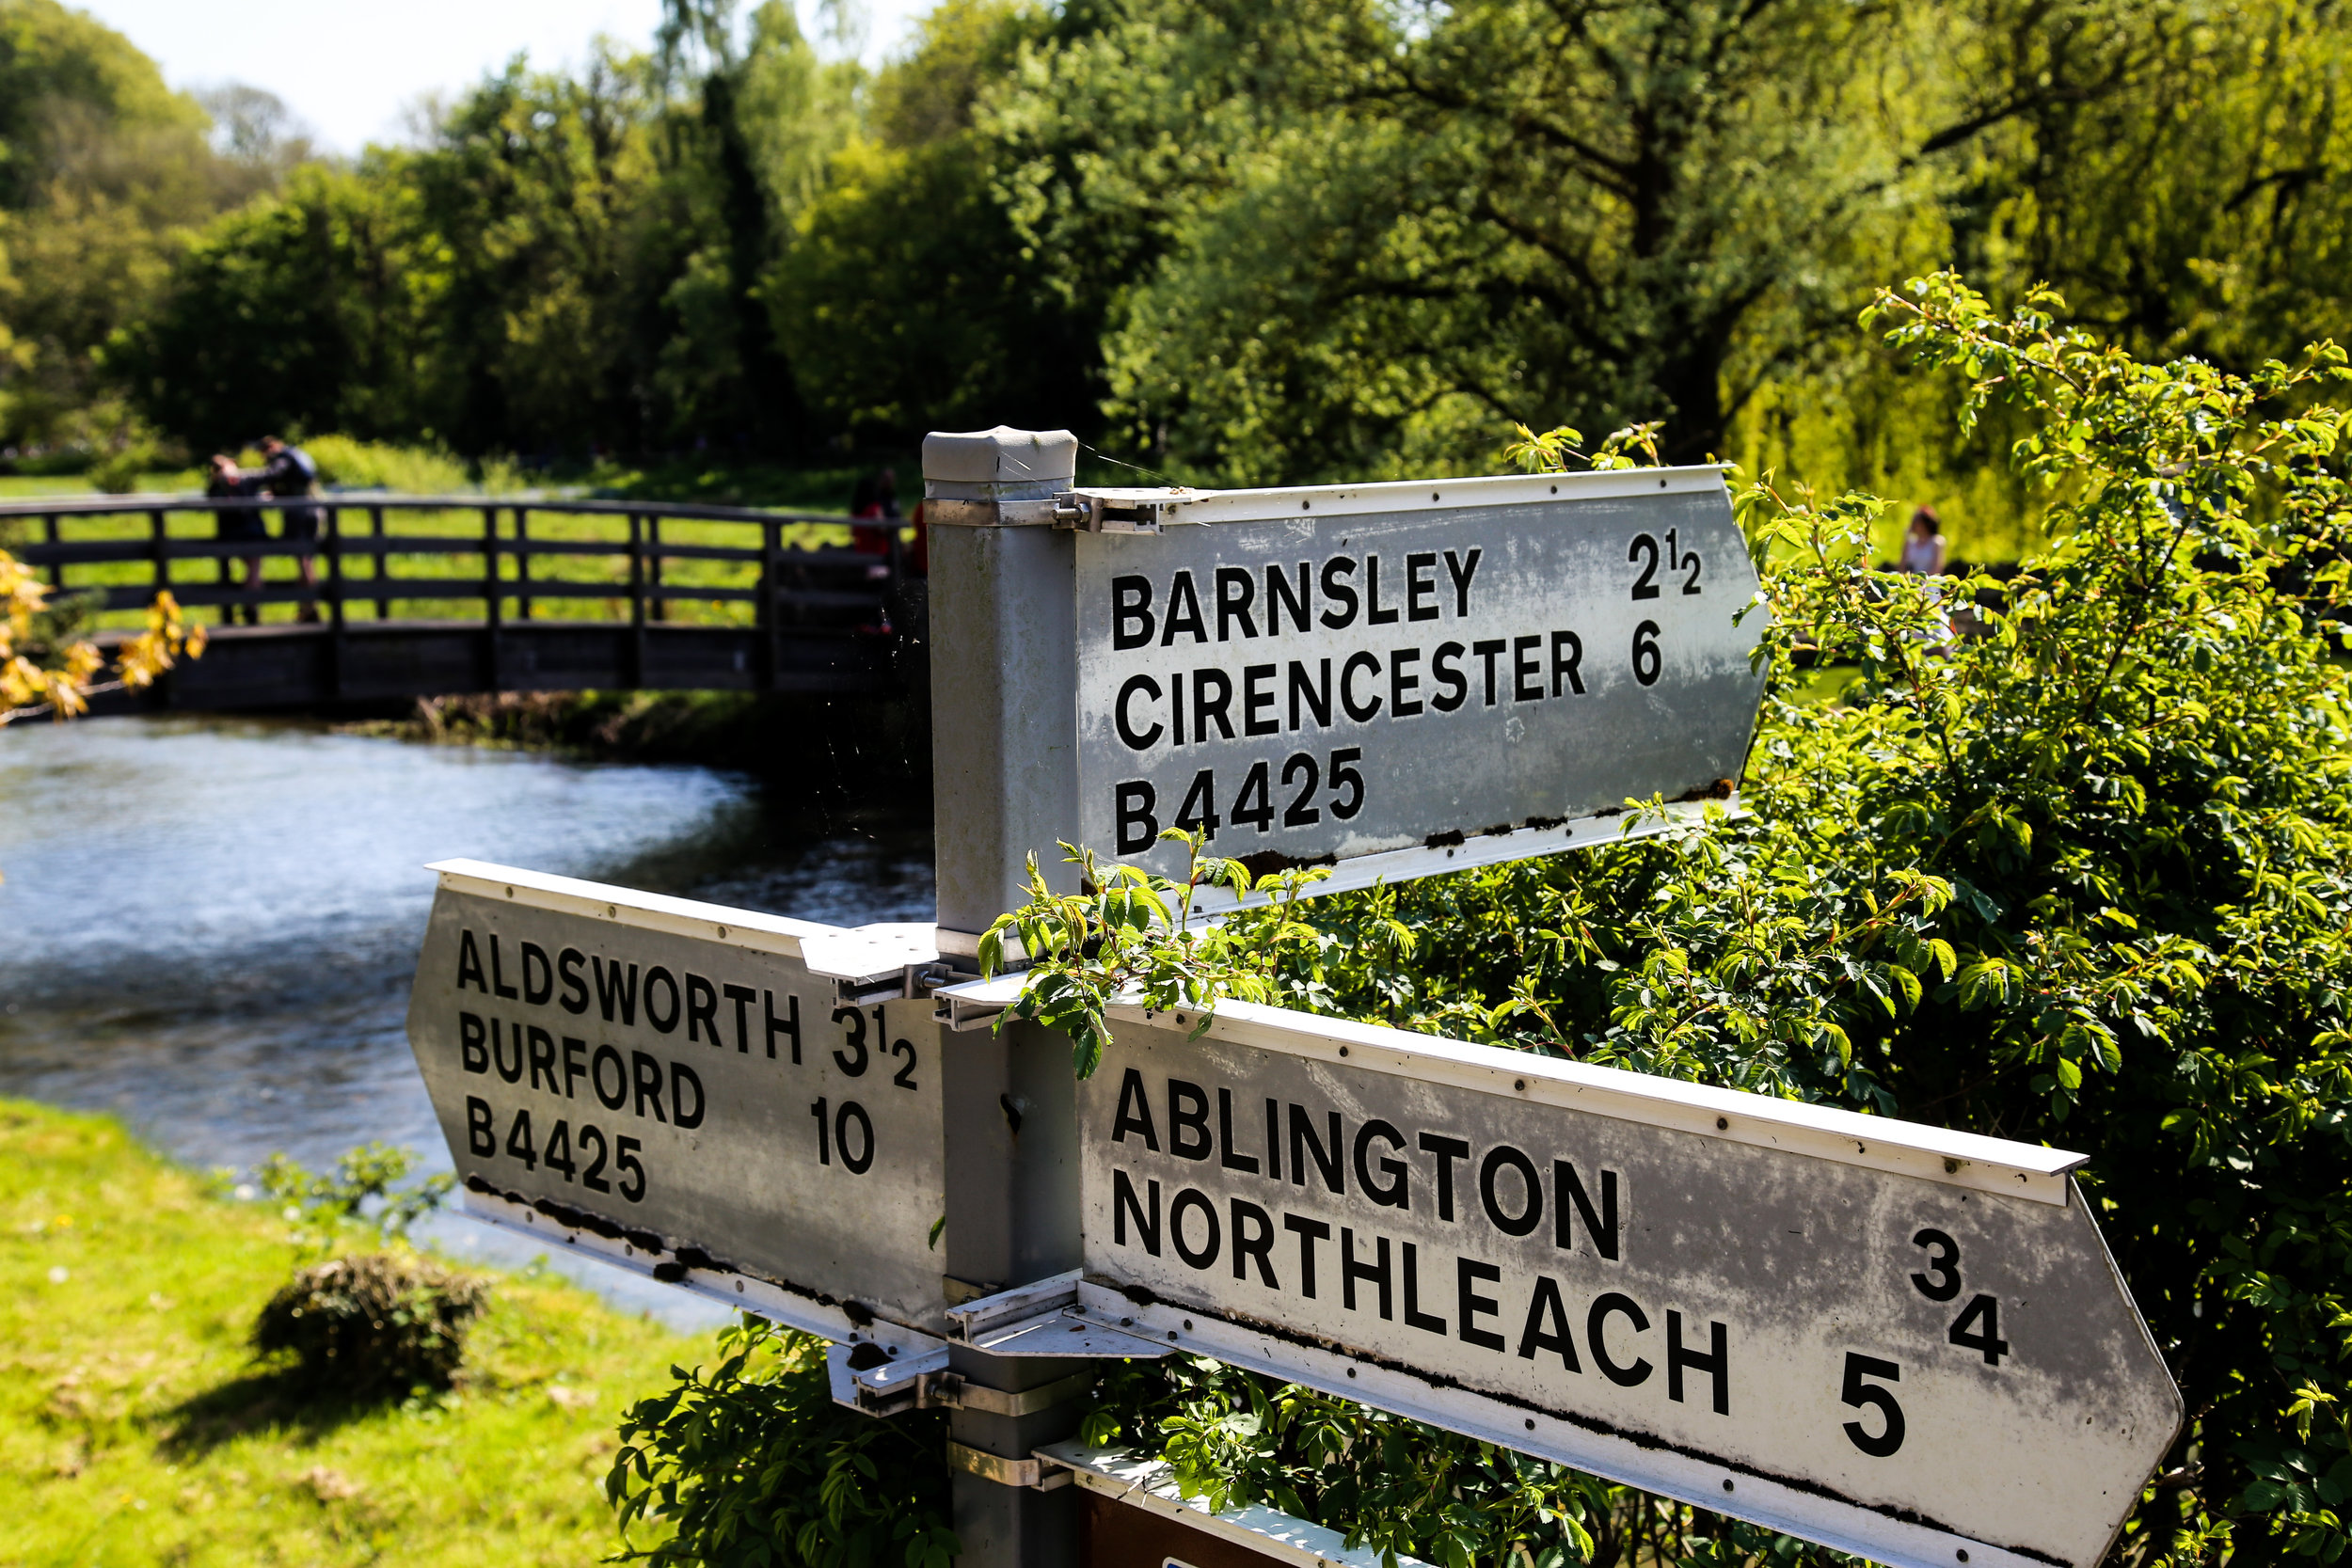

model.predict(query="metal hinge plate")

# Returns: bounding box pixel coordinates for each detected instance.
[1052,487,1198,534]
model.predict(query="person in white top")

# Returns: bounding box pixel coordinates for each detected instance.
[1899,505,1947,575]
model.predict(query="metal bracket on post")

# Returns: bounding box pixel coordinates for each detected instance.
[798,927,945,1003]
[948,1441,1073,1491]
[1049,487,1198,535]
[828,1341,954,1418]
[828,1340,1097,1419]
[946,1271,1174,1359]
[933,972,1026,1033]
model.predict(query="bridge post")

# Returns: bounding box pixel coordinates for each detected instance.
[370,506,388,621]
[515,507,532,622]
[326,508,346,702]
[627,514,646,688]
[147,508,167,597]
[758,515,780,693]
[648,516,667,624]
[481,505,501,693]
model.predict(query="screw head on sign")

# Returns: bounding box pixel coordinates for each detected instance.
[1717,1117,1728,1131]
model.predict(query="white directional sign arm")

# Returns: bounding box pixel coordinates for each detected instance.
[1065,467,1769,896]
[1069,1002,2182,1568]
[405,861,952,1338]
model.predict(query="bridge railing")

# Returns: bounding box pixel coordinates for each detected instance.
[0,493,916,705]
[0,492,899,631]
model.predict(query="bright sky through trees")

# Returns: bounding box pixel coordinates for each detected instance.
[70,0,929,153]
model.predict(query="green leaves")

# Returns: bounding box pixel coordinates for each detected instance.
[608,1316,958,1568]
[254,1142,453,1259]
[981,829,1333,1078]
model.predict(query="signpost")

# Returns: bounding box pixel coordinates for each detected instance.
[996,999,2182,1568]
[393,427,2183,1568]
[405,859,949,1345]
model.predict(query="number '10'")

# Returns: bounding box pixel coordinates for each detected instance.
[811,1096,874,1175]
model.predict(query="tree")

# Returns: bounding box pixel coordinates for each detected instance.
[981,0,2352,492]
[0,0,289,454]
[109,162,439,452]
[770,0,1097,438]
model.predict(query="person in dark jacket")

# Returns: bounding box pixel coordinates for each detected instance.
[256,436,324,622]
[206,453,265,626]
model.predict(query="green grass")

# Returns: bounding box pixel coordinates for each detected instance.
[0,472,200,499]
[0,1099,695,1567]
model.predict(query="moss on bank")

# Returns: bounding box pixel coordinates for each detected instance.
[0,1099,691,1566]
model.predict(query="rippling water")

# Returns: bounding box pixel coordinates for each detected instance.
[0,716,931,1326]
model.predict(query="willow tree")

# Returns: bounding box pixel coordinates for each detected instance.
[984,0,2349,485]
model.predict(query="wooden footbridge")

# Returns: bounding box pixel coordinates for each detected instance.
[5,494,922,714]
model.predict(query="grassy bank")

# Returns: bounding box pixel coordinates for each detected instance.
[0,1100,693,1567]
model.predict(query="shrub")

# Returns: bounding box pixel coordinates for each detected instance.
[253,1251,490,1394]
[608,1315,958,1568]
[297,434,470,494]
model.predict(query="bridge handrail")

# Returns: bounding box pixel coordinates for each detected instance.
[8,485,911,641]
[0,492,846,525]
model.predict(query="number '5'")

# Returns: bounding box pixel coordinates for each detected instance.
[1840,1353,1905,1457]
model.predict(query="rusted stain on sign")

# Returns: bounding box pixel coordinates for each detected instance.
[1069,1001,2180,1568]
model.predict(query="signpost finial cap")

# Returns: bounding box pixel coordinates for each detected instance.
[922,426,1079,502]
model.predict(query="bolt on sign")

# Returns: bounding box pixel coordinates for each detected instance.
[405,860,949,1339]
[1070,468,1766,902]
[1064,1000,2182,1568]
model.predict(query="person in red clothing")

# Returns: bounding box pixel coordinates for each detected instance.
[848,467,900,559]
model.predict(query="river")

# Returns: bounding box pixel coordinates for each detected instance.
[0,715,932,1327]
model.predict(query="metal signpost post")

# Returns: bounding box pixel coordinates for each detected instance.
[940,998,2183,1568]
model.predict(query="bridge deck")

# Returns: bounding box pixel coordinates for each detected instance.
[84,618,908,715]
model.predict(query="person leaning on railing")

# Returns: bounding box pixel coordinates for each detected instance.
[206,453,265,626]
[256,436,325,623]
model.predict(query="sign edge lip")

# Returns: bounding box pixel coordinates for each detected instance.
[425,858,936,977]
[1112,465,1733,526]
[1103,998,2087,1202]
